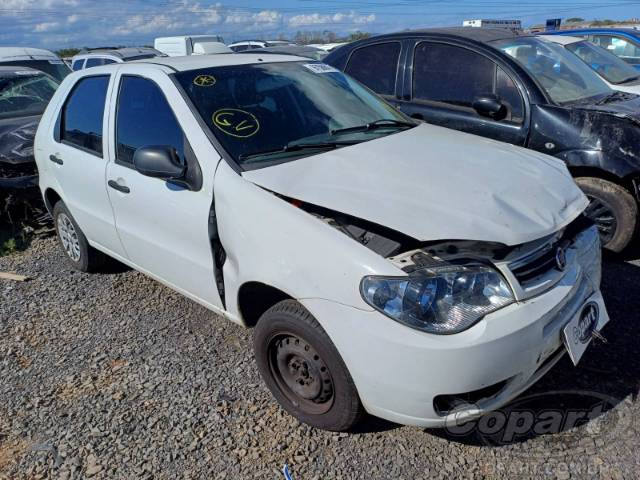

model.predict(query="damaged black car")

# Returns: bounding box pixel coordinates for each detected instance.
[0,66,58,191]
[326,27,640,252]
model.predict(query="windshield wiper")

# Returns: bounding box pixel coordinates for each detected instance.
[596,90,630,105]
[330,118,416,136]
[620,75,640,85]
[238,141,353,162]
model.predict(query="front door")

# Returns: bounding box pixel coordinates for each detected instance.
[105,69,223,309]
[401,40,529,146]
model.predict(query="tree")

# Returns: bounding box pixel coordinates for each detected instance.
[56,48,81,58]
[566,17,584,23]
[345,31,370,42]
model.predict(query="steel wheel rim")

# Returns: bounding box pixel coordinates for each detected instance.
[268,333,335,415]
[58,213,81,262]
[584,195,617,245]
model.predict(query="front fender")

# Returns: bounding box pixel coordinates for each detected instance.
[213,161,401,326]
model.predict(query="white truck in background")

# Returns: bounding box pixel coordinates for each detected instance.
[154,35,231,57]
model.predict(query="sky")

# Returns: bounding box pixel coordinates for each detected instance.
[1,0,640,49]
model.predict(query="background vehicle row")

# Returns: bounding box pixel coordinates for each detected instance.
[326,28,640,252]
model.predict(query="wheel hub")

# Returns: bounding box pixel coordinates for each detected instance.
[57,213,81,262]
[584,195,617,245]
[270,335,334,413]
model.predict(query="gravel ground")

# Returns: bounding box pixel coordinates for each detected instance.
[0,235,639,479]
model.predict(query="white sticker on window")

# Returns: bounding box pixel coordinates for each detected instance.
[303,63,339,74]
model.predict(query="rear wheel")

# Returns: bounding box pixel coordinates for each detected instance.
[53,201,106,272]
[253,300,363,431]
[576,177,638,253]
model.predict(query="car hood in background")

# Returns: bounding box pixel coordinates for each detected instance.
[243,124,588,246]
[0,114,40,165]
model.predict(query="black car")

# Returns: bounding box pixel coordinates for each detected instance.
[0,66,59,191]
[326,27,640,252]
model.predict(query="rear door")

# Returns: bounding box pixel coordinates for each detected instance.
[49,73,125,257]
[343,41,405,109]
[104,66,223,309]
[400,40,529,146]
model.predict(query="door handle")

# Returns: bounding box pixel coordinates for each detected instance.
[49,154,63,165]
[108,180,130,194]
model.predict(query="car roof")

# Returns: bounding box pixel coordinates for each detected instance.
[538,34,582,45]
[554,27,640,36]
[76,47,163,60]
[229,40,267,45]
[258,45,323,54]
[368,27,531,44]
[0,47,59,61]
[130,53,306,71]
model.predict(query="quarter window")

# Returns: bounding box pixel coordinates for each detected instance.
[61,75,109,155]
[116,76,186,166]
[412,42,524,123]
[71,60,84,71]
[345,42,401,96]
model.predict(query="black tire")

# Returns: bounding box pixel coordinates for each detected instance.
[52,201,106,272]
[253,300,364,431]
[576,177,638,253]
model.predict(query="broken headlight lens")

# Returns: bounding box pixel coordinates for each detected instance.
[360,265,514,334]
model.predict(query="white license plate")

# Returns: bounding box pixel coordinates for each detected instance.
[562,291,609,366]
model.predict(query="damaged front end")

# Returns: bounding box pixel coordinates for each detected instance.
[529,102,640,181]
[0,117,39,190]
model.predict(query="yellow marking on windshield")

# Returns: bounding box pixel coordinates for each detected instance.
[193,75,216,87]
[212,109,260,138]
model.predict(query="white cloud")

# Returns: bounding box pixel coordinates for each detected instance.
[288,11,376,28]
[34,21,60,32]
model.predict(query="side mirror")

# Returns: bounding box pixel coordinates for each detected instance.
[472,94,508,121]
[133,146,185,180]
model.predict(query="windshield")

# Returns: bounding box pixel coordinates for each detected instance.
[565,40,640,85]
[0,59,70,82]
[0,72,59,119]
[493,37,612,104]
[175,62,411,168]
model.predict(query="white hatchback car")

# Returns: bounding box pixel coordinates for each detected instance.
[542,35,640,94]
[34,55,609,431]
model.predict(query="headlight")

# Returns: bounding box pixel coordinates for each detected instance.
[360,264,515,334]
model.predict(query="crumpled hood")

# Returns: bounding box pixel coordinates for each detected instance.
[0,115,40,165]
[575,93,640,126]
[242,124,588,246]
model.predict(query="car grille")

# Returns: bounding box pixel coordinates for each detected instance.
[508,216,595,291]
[510,243,559,284]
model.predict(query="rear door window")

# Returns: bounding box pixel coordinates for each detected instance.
[345,42,401,96]
[61,75,109,156]
[85,58,106,68]
[115,75,186,166]
[412,42,524,123]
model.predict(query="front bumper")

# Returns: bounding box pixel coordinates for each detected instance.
[303,226,608,428]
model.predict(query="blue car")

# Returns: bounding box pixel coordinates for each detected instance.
[545,28,640,69]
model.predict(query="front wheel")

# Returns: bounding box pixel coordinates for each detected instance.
[576,177,638,253]
[253,300,364,431]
